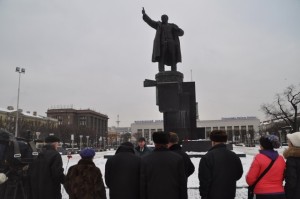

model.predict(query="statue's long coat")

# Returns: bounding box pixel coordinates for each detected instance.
[143,14,184,66]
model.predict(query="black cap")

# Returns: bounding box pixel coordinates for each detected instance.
[152,131,169,144]
[209,130,227,142]
[45,135,60,143]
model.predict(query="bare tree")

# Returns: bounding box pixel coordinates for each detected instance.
[261,84,300,133]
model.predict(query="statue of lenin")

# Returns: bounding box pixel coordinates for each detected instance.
[142,8,184,72]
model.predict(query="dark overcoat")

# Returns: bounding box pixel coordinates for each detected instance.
[169,144,195,178]
[135,145,152,157]
[140,147,187,199]
[143,13,184,66]
[198,143,243,199]
[105,146,141,199]
[64,158,106,199]
[29,145,65,199]
[284,147,300,199]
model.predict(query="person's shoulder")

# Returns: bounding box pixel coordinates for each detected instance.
[167,150,184,160]
[277,155,286,163]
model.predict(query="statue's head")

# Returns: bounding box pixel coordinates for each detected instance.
[161,14,168,24]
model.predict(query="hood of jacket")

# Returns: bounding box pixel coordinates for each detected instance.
[259,149,279,160]
[283,146,300,159]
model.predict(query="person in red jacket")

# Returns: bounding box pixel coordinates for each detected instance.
[246,135,286,199]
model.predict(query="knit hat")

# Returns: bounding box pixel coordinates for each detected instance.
[209,130,227,142]
[45,135,60,143]
[152,131,169,144]
[260,135,280,149]
[80,148,95,159]
[287,132,300,147]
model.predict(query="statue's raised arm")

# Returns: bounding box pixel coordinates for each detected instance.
[142,8,159,30]
[142,8,184,72]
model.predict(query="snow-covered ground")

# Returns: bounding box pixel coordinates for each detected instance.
[61,145,288,199]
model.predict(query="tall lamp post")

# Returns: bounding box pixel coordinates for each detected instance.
[86,136,90,147]
[79,135,83,150]
[15,67,25,137]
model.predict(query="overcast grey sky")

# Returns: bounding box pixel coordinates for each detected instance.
[0,0,299,127]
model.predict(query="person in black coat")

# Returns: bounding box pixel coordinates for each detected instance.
[29,136,65,199]
[140,131,187,199]
[105,142,141,199]
[168,132,195,178]
[198,130,243,199]
[284,132,300,199]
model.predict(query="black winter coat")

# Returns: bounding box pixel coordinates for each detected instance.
[198,143,243,199]
[29,145,65,199]
[64,158,106,199]
[105,146,141,199]
[140,147,187,199]
[169,144,195,178]
[284,146,300,199]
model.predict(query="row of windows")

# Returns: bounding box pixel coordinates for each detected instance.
[137,129,164,141]
[205,125,254,133]
[54,115,106,128]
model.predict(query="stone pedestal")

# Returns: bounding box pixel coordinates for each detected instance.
[155,71,183,83]
[144,70,205,141]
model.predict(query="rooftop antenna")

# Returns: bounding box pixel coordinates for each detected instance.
[116,114,120,127]
[191,69,193,81]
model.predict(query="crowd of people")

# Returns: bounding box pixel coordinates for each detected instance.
[1,130,300,199]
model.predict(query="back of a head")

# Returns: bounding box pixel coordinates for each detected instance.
[169,132,179,144]
[287,132,300,147]
[80,148,95,159]
[260,135,280,150]
[209,130,228,143]
[152,131,169,145]
[44,135,60,144]
[116,142,135,154]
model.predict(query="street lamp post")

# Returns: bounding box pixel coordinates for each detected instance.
[99,137,102,150]
[15,67,25,137]
[79,135,83,150]
[86,136,90,147]
[278,130,282,146]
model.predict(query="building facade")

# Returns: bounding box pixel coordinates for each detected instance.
[0,106,58,138]
[131,117,260,144]
[46,108,108,147]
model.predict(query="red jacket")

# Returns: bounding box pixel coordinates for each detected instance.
[246,152,285,194]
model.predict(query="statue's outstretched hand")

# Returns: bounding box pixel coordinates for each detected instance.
[142,7,146,15]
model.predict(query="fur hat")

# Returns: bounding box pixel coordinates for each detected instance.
[209,130,227,142]
[287,132,300,147]
[80,148,95,159]
[0,173,8,185]
[152,131,169,144]
[260,135,280,149]
[45,135,60,143]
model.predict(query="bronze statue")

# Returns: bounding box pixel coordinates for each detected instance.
[142,8,184,72]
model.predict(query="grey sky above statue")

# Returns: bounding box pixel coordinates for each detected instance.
[142,7,184,72]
